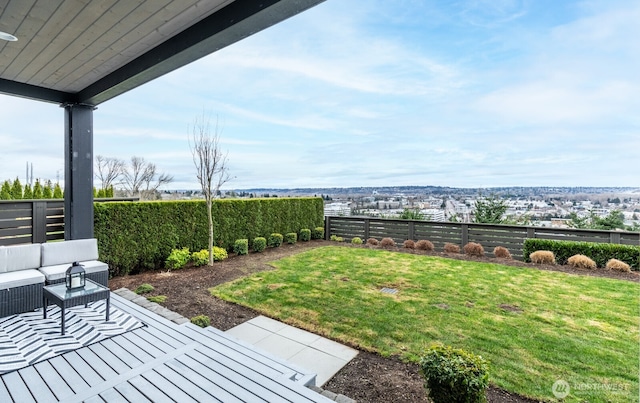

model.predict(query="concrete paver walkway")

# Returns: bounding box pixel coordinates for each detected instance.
[226,316,359,386]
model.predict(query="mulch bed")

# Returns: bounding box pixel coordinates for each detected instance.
[109,240,637,403]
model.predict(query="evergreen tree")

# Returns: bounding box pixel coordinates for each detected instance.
[33,180,43,199]
[106,186,114,198]
[473,195,508,224]
[96,188,106,198]
[53,183,63,198]
[1,180,13,200]
[93,187,98,197]
[43,180,53,199]
[23,183,33,199]
[11,177,23,199]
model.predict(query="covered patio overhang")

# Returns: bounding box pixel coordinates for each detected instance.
[0,0,324,239]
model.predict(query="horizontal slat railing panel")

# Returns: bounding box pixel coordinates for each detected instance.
[326,216,638,261]
[0,227,32,237]
[0,219,33,230]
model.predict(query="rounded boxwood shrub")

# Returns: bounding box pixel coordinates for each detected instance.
[190,315,211,328]
[299,228,311,242]
[233,239,249,255]
[420,345,489,403]
[311,227,325,240]
[351,237,363,245]
[285,232,298,244]
[268,233,283,247]
[253,237,267,253]
[330,235,344,242]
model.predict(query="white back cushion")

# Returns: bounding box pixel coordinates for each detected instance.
[41,238,99,267]
[1,244,42,272]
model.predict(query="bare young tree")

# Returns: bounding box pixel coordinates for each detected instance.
[95,155,124,190]
[189,113,231,265]
[121,156,173,200]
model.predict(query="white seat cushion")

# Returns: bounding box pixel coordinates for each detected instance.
[0,244,42,273]
[41,239,99,267]
[38,260,108,282]
[0,269,45,289]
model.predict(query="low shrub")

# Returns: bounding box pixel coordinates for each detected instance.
[312,227,325,240]
[606,258,631,272]
[135,283,154,295]
[415,240,434,251]
[351,237,363,245]
[190,315,211,328]
[523,238,639,269]
[567,254,597,270]
[493,246,512,259]
[444,243,460,254]
[464,242,485,257]
[380,237,396,248]
[285,232,298,244]
[530,250,555,265]
[233,239,249,255]
[191,249,209,266]
[147,295,167,303]
[330,235,344,242]
[253,237,267,253]
[299,228,311,242]
[403,240,416,249]
[165,247,190,270]
[268,233,283,247]
[211,246,228,261]
[420,345,489,403]
[366,238,379,246]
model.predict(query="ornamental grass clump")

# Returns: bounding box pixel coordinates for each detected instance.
[493,246,512,259]
[464,242,485,257]
[606,258,631,273]
[190,315,211,328]
[420,345,489,403]
[380,237,396,248]
[444,243,460,254]
[567,254,597,270]
[366,238,379,246]
[529,250,555,265]
[134,283,154,295]
[403,240,416,249]
[415,240,434,251]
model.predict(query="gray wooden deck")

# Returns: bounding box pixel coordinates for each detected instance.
[0,293,331,402]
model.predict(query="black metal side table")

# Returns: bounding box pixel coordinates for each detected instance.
[43,279,110,335]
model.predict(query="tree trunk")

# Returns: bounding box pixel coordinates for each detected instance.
[207,198,214,265]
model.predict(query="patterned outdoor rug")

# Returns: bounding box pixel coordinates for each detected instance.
[0,301,145,374]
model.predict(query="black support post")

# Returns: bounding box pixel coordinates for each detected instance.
[63,104,94,240]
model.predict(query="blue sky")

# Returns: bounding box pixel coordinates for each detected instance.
[1,0,638,190]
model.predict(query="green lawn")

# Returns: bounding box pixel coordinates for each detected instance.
[210,246,639,402]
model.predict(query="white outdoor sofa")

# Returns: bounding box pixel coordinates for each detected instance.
[0,238,108,317]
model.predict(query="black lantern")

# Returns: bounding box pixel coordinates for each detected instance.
[66,261,86,290]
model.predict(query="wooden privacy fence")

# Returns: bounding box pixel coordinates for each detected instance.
[325,216,640,260]
[0,198,137,246]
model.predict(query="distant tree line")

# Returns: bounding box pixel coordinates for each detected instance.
[0,177,63,200]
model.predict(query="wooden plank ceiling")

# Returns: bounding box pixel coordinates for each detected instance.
[0,0,324,105]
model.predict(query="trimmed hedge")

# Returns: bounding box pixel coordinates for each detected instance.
[94,197,323,276]
[523,239,639,270]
